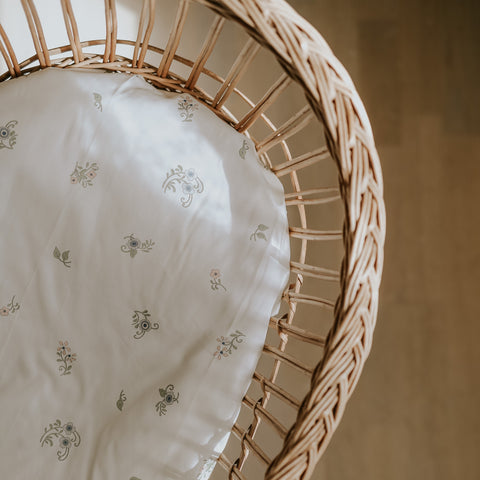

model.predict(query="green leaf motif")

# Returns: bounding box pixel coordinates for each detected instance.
[116,390,127,411]
[53,246,71,267]
[2,295,20,315]
[250,224,269,242]
[239,139,250,159]
[93,92,103,112]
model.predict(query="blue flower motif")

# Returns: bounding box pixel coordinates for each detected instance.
[182,183,194,194]
[128,238,140,249]
[59,437,71,448]
[185,168,196,180]
[64,423,75,434]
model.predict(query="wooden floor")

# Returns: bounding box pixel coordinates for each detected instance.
[287,0,480,478]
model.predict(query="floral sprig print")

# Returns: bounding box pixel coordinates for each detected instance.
[116,390,127,411]
[0,296,20,316]
[210,269,226,291]
[0,120,18,149]
[162,165,204,208]
[178,96,198,122]
[155,384,179,416]
[121,234,155,258]
[250,224,269,241]
[93,92,102,112]
[132,309,159,339]
[40,420,81,461]
[214,330,245,359]
[70,161,99,187]
[239,139,250,159]
[53,247,71,268]
[57,341,77,375]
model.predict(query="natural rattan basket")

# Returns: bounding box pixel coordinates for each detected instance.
[0,1,386,478]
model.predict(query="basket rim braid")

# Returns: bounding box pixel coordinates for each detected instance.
[0,1,386,479]
[193,2,386,478]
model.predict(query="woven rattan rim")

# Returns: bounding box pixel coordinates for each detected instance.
[0,1,386,479]
[195,2,386,478]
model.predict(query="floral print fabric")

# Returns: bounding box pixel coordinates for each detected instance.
[0,69,290,480]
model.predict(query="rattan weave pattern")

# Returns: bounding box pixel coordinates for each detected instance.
[0,1,385,479]
[194,4,386,478]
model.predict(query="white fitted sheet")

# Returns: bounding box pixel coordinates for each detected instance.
[0,68,290,480]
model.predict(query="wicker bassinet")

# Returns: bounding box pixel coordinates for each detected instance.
[0,1,386,478]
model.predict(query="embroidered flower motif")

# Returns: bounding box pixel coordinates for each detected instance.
[40,419,81,461]
[185,168,196,181]
[250,224,269,241]
[121,234,155,258]
[0,120,18,149]
[93,93,103,111]
[59,436,72,451]
[155,384,179,416]
[70,161,99,188]
[162,165,204,208]
[210,269,226,291]
[239,139,250,159]
[65,353,77,363]
[132,309,159,339]
[214,330,245,359]
[177,96,198,122]
[57,340,70,352]
[116,390,127,411]
[57,341,77,375]
[182,182,194,195]
[53,246,71,268]
[128,237,140,249]
[0,296,19,316]
[63,422,75,434]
